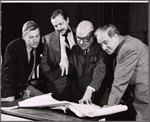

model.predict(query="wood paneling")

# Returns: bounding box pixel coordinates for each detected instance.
[128,3,148,45]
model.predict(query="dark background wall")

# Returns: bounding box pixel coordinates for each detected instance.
[1,3,148,58]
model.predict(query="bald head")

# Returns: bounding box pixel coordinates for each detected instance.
[76,20,94,37]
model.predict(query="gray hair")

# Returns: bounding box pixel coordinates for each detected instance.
[22,21,39,36]
[96,24,120,38]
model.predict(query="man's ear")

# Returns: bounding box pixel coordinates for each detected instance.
[114,33,119,39]
[66,17,69,24]
[22,32,29,40]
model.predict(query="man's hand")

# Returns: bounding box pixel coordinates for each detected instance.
[1,96,15,102]
[59,57,69,76]
[79,88,93,104]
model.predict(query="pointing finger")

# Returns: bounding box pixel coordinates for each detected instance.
[61,67,64,76]
[65,66,68,75]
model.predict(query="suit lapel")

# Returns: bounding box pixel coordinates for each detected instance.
[50,31,61,64]
[20,39,28,68]
[50,29,76,64]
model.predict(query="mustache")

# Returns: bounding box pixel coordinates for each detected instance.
[58,29,64,33]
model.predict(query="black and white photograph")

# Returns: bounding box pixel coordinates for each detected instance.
[0,1,149,121]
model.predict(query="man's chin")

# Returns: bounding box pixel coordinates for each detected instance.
[80,46,87,51]
[59,30,65,35]
[32,44,38,48]
[107,51,113,55]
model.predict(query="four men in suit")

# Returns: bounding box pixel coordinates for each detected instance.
[1,9,148,121]
[1,21,41,101]
[95,24,148,121]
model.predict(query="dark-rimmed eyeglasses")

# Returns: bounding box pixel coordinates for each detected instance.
[76,31,94,44]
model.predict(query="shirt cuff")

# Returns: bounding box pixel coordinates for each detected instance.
[87,86,95,92]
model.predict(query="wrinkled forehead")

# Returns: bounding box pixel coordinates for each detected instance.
[51,14,65,25]
[28,28,40,36]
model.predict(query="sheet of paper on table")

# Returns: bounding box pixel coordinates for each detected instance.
[1,93,128,118]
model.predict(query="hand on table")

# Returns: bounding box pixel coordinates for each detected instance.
[79,88,93,105]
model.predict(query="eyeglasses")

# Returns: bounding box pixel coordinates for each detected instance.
[76,31,94,44]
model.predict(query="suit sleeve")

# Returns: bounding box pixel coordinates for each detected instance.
[108,44,138,105]
[68,46,76,74]
[40,37,54,80]
[89,52,106,91]
[1,45,17,97]
[40,36,62,81]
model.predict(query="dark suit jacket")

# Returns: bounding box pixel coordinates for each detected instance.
[1,38,40,99]
[69,40,114,105]
[40,30,77,102]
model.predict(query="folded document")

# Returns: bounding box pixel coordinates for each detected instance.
[2,93,128,117]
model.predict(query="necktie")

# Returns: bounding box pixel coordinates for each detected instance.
[63,29,71,48]
[84,50,88,58]
[85,50,87,55]
[28,49,34,74]
[65,37,70,47]
[85,49,89,55]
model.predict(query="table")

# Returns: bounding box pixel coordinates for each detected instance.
[1,107,104,121]
[1,113,31,121]
[1,103,135,121]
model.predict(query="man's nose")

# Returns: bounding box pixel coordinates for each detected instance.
[79,39,84,45]
[102,44,107,50]
[34,37,39,43]
[57,25,61,30]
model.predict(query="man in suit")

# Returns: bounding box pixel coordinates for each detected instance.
[1,21,41,102]
[95,24,148,121]
[68,20,114,105]
[40,9,77,102]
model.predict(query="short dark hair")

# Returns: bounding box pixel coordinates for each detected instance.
[100,24,120,38]
[51,9,68,20]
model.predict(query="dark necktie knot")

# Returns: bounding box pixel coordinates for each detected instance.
[63,29,71,48]
[63,29,71,38]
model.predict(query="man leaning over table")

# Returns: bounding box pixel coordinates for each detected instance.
[66,20,114,106]
[95,24,148,121]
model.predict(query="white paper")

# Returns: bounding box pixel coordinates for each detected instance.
[1,106,18,110]
[18,93,128,117]
[18,93,70,108]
